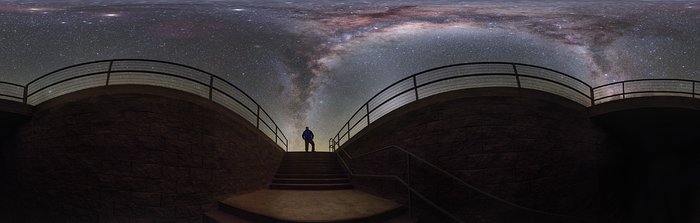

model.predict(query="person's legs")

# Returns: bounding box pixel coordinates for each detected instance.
[304,140,309,152]
[310,140,315,152]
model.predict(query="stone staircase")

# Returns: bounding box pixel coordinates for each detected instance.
[270,152,353,190]
[203,152,416,223]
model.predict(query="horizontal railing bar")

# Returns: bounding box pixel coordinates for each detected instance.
[212,88,258,119]
[26,71,109,97]
[212,76,288,147]
[514,74,592,99]
[349,114,368,132]
[27,59,219,86]
[594,90,696,102]
[368,88,415,115]
[0,94,24,100]
[212,76,257,103]
[260,119,275,134]
[27,70,211,98]
[593,78,697,89]
[415,72,591,100]
[0,81,26,88]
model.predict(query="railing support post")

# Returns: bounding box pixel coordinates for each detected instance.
[622,82,626,99]
[590,87,595,106]
[347,122,351,140]
[512,64,521,88]
[208,75,214,100]
[412,75,419,100]
[366,103,371,125]
[22,86,28,104]
[693,82,696,98]
[106,60,114,86]
[256,106,261,128]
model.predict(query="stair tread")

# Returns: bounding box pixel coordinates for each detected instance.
[216,189,404,222]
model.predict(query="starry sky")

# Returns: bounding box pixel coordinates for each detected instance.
[0,0,698,151]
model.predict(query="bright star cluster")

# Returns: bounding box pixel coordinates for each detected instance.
[0,1,698,150]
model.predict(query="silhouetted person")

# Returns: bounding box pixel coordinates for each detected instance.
[302,127,315,152]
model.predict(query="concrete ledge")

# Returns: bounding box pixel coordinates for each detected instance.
[590,96,700,117]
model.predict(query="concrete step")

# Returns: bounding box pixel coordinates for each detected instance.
[269,183,354,190]
[211,189,406,223]
[271,177,350,184]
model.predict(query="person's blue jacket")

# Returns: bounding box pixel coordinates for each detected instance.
[302,129,314,140]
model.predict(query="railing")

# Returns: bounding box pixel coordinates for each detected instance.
[336,145,588,222]
[0,59,288,150]
[0,81,25,103]
[593,78,700,104]
[329,62,700,150]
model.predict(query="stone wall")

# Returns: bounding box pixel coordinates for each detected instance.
[593,107,700,223]
[11,86,284,222]
[0,108,30,223]
[341,88,610,223]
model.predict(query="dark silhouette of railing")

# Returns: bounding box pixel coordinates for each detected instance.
[0,81,25,102]
[593,78,700,104]
[336,145,588,222]
[0,59,288,150]
[329,62,700,150]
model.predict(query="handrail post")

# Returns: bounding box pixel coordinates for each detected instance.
[106,60,114,86]
[590,86,595,106]
[366,103,371,125]
[22,85,28,104]
[256,106,261,128]
[208,75,214,100]
[412,75,419,100]
[512,64,521,88]
[347,122,351,140]
[693,81,696,98]
[622,82,626,99]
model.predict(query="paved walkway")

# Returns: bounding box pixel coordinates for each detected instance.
[221,189,402,222]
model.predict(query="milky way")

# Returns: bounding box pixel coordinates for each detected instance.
[0,1,698,150]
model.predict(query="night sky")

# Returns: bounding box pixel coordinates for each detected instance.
[0,1,698,151]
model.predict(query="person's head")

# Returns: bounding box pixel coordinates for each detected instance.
[305,126,309,130]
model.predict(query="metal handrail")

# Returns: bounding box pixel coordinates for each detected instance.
[336,145,588,222]
[0,81,26,102]
[0,59,288,150]
[329,62,700,150]
[592,78,699,103]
